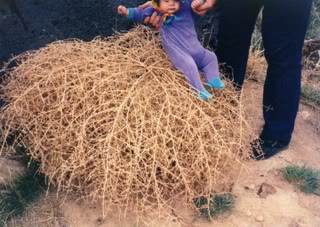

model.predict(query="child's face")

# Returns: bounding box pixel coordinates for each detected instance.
[159,0,180,14]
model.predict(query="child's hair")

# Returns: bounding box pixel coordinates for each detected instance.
[152,0,181,8]
[152,0,160,7]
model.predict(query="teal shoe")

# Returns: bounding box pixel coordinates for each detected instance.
[198,89,213,101]
[208,77,225,90]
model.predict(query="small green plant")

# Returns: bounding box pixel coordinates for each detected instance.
[193,193,235,221]
[281,165,320,195]
[306,1,320,39]
[0,145,46,226]
[301,85,320,106]
[0,171,45,219]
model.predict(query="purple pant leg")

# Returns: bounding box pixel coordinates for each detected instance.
[165,46,206,92]
[195,48,220,82]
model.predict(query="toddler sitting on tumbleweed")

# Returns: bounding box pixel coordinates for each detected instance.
[118,0,224,101]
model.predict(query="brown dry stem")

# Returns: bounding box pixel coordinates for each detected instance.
[0,26,253,224]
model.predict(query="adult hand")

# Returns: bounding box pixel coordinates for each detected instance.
[192,0,216,16]
[192,8,207,16]
[139,1,162,30]
[191,0,204,10]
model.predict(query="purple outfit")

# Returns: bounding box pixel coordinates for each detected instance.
[127,0,220,92]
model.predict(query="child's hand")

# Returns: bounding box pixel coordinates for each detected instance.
[191,0,205,10]
[118,5,128,16]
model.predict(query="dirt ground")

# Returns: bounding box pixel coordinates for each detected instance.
[2,80,319,227]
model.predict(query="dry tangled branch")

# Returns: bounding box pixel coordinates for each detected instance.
[0,26,253,224]
[246,49,266,83]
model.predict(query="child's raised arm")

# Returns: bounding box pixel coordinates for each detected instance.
[117,4,156,23]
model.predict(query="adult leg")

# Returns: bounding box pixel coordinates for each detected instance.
[261,0,312,142]
[215,0,263,88]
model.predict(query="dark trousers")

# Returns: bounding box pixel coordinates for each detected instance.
[216,0,312,142]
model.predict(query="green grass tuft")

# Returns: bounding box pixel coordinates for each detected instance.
[0,146,46,226]
[301,85,320,106]
[281,165,320,195]
[193,193,235,220]
[306,1,320,39]
[0,172,45,221]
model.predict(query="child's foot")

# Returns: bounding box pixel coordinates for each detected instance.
[208,77,224,90]
[198,89,213,101]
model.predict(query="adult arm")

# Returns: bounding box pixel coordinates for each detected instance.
[139,1,162,29]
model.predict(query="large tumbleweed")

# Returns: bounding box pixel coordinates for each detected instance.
[0,26,253,224]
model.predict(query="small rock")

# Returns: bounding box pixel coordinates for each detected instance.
[96,218,102,222]
[244,184,255,191]
[245,210,252,217]
[255,215,264,222]
[300,111,310,120]
[273,170,280,176]
[257,183,277,198]
[95,217,105,225]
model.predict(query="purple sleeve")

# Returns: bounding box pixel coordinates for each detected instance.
[127,6,156,22]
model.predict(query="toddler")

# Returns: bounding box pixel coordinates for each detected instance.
[118,0,224,101]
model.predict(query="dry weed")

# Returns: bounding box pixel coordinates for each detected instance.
[0,26,253,224]
[246,49,266,83]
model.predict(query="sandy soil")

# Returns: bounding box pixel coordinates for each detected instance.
[3,81,320,227]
